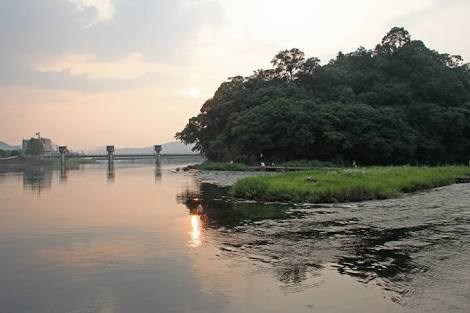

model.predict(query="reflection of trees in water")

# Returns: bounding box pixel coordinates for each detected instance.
[177,182,428,297]
[335,225,428,282]
[268,220,424,292]
[176,183,291,228]
[177,183,315,287]
[276,263,309,284]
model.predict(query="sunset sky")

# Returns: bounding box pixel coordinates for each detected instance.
[1,0,469,150]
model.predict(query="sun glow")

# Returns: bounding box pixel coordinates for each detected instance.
[184,87,203,99]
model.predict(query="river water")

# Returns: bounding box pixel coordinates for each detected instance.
[0,163,469,313]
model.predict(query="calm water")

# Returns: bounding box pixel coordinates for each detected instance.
[0,163,469,313]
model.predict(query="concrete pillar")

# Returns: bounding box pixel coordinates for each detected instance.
[106,145,115,166]
[59,146,67,168]
[154,145,162,165]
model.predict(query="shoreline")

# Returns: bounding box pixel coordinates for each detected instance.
[192,170,272,187]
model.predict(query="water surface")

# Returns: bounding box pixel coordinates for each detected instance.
[0,163,469,313]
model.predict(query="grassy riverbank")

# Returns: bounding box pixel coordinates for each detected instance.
[231,166,470,203]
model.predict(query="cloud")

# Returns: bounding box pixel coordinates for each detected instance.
[0,0,469,93]
[0,0,222,91]
[69,0,115,24]
[0,62,160,92]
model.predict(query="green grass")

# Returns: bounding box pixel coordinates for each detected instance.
[195,161,252,171]
[231,166,470,203]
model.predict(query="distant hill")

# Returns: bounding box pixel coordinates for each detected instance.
[0,141,19,151]
[88,141,196,155]
[160,141,197,154]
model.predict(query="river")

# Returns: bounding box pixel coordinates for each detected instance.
[0,162,469,313]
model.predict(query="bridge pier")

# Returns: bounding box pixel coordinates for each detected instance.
[106,145,115,166]
[154,145,162,165]
[59,146,67,168]
[106,146,115,182]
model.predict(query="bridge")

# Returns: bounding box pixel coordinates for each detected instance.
[53,145,200,167]
[56,154,196,159]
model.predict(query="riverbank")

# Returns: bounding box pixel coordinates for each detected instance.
[193,170,273,187]
[187,160,335,172]
[231,166,470,203]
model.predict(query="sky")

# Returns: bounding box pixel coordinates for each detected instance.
[1,0,469,150]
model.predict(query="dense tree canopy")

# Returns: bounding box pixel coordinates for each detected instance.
[177,28,470,165]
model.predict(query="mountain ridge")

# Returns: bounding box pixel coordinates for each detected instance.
[0,141,19,151]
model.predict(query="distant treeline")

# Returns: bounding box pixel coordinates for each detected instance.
[177,28,470,165]
[0,149,19,158]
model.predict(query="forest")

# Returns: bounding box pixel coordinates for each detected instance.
[177,27,470,165]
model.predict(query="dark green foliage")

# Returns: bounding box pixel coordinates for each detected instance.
[177,27,470,165]
[0,149,19,157]
[25,138,45,155]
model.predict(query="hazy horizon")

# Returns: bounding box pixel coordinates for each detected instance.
[1,0,469,150]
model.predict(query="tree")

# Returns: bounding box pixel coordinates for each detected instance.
[440,54,464,68]
[271,48,305,80]
[376,27,411,55]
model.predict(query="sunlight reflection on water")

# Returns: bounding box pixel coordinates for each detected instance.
[190,214,203,248]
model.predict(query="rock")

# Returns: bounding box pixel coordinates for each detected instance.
[456,177,470,184]
[305,176,318,183]
[183,164,198,171]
